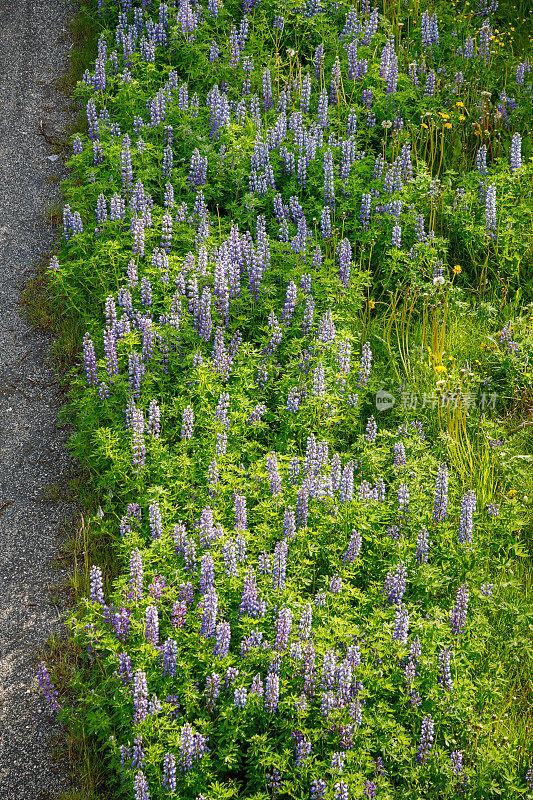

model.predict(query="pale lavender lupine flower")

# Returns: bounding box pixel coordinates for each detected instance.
[36,662,61,713]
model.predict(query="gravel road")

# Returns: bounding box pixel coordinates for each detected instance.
[0,1,80,796]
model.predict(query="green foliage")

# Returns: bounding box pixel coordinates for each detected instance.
[35,0,533,797]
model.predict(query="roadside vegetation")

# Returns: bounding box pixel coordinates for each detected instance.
[32,0,533,796]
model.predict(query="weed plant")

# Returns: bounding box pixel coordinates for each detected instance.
[35,0,533,797]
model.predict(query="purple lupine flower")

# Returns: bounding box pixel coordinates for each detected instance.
[330,454,342,492]
[247,404,267,426]
[314,43,324,81]
[311,779,327,799]
[120,137,133,192]
[89,565,104,604]
[392,603,409,644]
[215,392,230,430]
[281,507,295,542]
[515,59,530,85]
[134,771,150,800]
[128,353,145,400]
[364,781,377,799]
[116,652,133,688]
[296,486,308,528]
[204,673,221,713]
[485,183,497,236]
[83,334,98,386]
[160,639,178,678]
[479,19,492,64]
[262,68,273,111]
[240,567,259,618]
[181,405,194,440]
[438,646,453,692]
[476,144,488,175]
[357,342,372,387]
[293,732,312,767]
[162,752,177,792]
[526,765,533,790]
[223,541,238,578]
[433,463,448,522]
[163,182,175,209]
[365,415,377,443]
[287,387,302,413]
[415,527,429,564]
[329,574,342,594]
[86,98,99,140]
[424,70,436,97]
[359,193,371,231]
[171,598,187,628]
[213,621,231,658]
[343,529,362,563]
[133,671,149,723]
[132,408,146,470]
[36,662,61,713]
[266,452,282,495]
[149,504,162,540]
[510,132,522,173]
[234,494,248,531]
[331,752,345,773]
[320,204,332,239]
[313,363,326,398]
[323,149,335,206]
[200,553,215,594]
[272,540,288,591]
[461,35,474,58]
[393,441,406,467]
[384,562,407,605]
[274,606,293,651]
[234,686,247,709]
[337,238,352,289]
[334,782,348,800]
[450,583,469,635]
[339,461,354,504]
[398,483,409,524]
[132,216,145,257]
[147,400,161,438]
[417,714,434,763]
[145,606,159,645]
[180,723,204,772]
[281,280,298,326]
[458,490,477,543]
[264,673,280,712]
[201,586,218,637]
[289,457,300,486]
[235,534,247,564]
[392,223,401,248]
[183,538,197,572]
[317,310,336,344]
[113,606,131,641]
